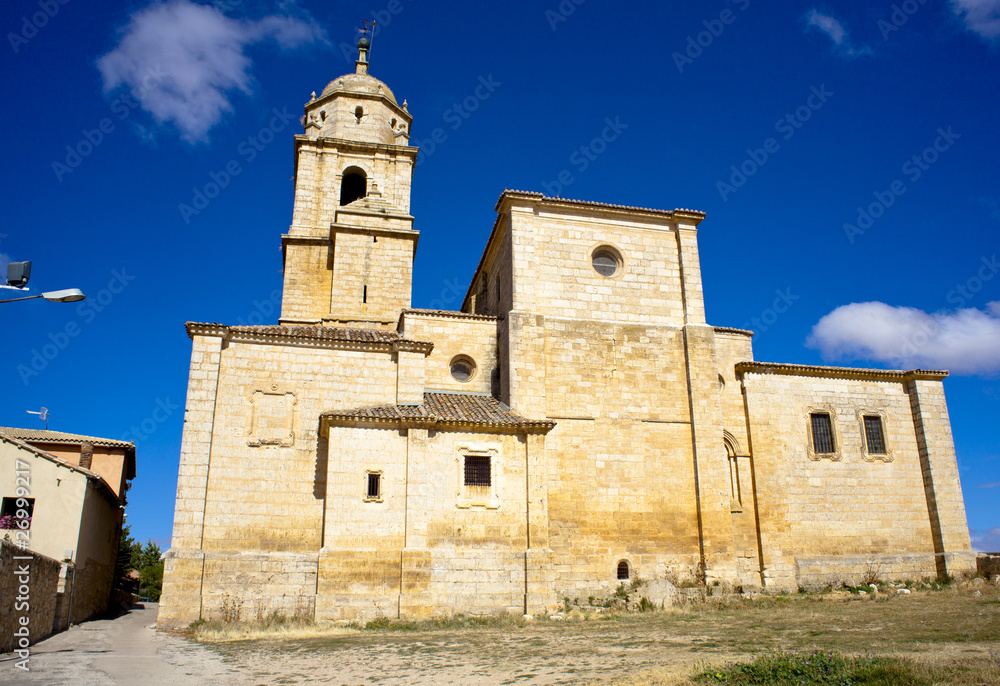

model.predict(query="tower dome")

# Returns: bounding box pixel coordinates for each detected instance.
[319,73,397,104]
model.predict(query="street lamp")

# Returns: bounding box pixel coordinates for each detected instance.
[1,260,85,304]
[0,288,86,304]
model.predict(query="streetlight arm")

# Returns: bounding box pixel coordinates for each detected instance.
[0,293,44,304]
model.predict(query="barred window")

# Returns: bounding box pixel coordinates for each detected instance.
[464,455,491,487]
[864,415,887,454]
[810,413,835,453]
[366,473,381,499]
[616,560,630,581]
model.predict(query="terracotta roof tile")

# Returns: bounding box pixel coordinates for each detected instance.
[0,427,133,450]
[229,325,401,342]
[323,392,554,432]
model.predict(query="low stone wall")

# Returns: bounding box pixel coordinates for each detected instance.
[70,559,114,625]
[794,553,940,590]
[0,540,61,653]
[978,554,1000,578]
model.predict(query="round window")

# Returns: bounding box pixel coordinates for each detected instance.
[592,247,622,277]
[450,356,476,382]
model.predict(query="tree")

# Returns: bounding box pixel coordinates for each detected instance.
[139,561,164,602]
[139,541,162,570]
[115,524,141,587]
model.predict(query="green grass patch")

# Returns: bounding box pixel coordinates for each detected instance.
[693,651,927,686]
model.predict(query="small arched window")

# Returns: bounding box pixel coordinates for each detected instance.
[616,560,630,581]
[340,167,367,206]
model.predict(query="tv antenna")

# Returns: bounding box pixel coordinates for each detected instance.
[26,407,49,430]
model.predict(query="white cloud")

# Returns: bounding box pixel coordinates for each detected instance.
[951,0,1000,39]
[805,9,872,57]
[98,1,325,143]
[971,526,1000,552]
[978,481,1000,488]
[806,301,1000,376]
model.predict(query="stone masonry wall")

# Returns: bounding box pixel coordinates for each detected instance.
[399,312,498,395]
[318,426,534,621]
[0,541,60,653]
[509,205,686,327]
[202,339,399,554]
[741,371,945,590]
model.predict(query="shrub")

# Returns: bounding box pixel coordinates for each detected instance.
[694,650,928,685]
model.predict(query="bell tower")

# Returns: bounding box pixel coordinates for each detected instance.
[280,36,419,328]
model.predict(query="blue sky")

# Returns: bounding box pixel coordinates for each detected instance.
[1,0,997,552]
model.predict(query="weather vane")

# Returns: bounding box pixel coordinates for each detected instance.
[359,20,376,63]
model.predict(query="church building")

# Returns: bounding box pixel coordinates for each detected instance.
[158,39,975,627]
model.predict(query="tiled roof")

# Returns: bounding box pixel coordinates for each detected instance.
[323,392,555,433]
[230,325,401,342]
[0,427,134,450]
[186,323,433,353]
[400,309,497,322]
[735,362,948,381]
[496,189,706,218]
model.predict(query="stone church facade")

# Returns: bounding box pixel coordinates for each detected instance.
[158,41,975,627]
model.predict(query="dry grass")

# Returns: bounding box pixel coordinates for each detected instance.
[186,583,1000,685]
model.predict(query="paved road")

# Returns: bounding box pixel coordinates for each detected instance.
[0,604,240,686]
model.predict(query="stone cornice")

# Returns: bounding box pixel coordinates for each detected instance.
[329,222,418,238]
[400,309,498,323]
[735,361,949,382]
[496,189,706,224]
[322,414,555,434]
[294,135,419,158]
[306,89,412,124]
[185,322,434,356]
[714,326,754,337]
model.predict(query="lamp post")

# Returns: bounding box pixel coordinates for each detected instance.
[0,288,86,304]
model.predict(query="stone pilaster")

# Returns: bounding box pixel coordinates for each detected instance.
[676,224,706,325]
[906,377,976,576]
[504,311,546,419]
[158,333,222,628]
[683,324,736,582]
[524,433,555,614]
[395,349,425,404]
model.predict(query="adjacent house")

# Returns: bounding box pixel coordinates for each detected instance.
[0,428,134,625]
